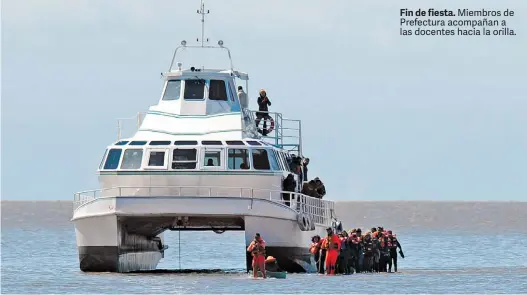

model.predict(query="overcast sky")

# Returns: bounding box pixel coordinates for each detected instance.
[2,0,526,201]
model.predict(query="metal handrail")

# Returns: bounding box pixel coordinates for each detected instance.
[168,45,234,72]
[73,185,334,224]
[249,110,302,156]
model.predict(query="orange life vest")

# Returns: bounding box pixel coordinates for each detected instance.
[250,241,266,256]
[322,234,340,250]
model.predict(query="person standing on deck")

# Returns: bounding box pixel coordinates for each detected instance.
[247,233,266,278]
[238,86,251,126]
[238,86,248,109]
[282,173,296,207]
[255,89,272,136]
[302,158,310,181]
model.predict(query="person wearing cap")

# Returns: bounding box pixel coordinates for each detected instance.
[255,89,272,136]
[321,227,341,275]
[247,233,267,278]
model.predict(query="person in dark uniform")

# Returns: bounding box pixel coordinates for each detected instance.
[255,89,272,136]
[282,173,296,206]
[388,231,403,272]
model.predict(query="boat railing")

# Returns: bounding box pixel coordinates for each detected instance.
[248,110,302,156]
[73,185,333,225]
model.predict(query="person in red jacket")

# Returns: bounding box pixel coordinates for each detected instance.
[321,227,341,275]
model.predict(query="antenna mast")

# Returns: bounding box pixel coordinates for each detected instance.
[197,0,209,47]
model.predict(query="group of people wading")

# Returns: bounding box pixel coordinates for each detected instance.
[310,227,404,275]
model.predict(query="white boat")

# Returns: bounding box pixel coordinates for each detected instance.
[71,0,341,273]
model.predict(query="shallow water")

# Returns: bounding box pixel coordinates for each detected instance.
[2,201,527,293]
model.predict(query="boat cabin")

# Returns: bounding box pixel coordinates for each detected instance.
[155,68,246,116]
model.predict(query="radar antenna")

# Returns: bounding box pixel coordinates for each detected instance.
[197,0,209,47]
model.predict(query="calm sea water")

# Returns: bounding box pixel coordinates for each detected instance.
[2,201,527,294]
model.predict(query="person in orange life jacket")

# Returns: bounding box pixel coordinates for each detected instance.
[255,89,272,136]
[378,233,391,272]
[387,231,403,273]
[321,227,341,275]
[310,235,324,274]
[348,232,361,273]
[371,231,381,273]
[247,233,266,278]
[354,228,364,273]
[362,232,374,272]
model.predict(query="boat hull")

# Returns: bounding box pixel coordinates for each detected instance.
[72,195,329,273]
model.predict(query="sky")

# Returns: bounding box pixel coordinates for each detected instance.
[1,0,526,201]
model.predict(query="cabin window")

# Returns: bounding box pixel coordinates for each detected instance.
[267,149,280,171]
[99,149,109,169]
[251,149,271,170]
[228,149,250,169]
[162,80,182,101]
[174,140,198,145]
[103,148,122,169]
[184,79,205,100]
[115,141,128,146]
[120,149,143,169]
[209,80,228,101]
[130,141,147,146]
[202,140,223,145]
[172,149,197,169]
[204,151,221,167]
[246,140,262,146]
[147,151,166,167]
[226,140,245,146]
[150,141,171,145]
